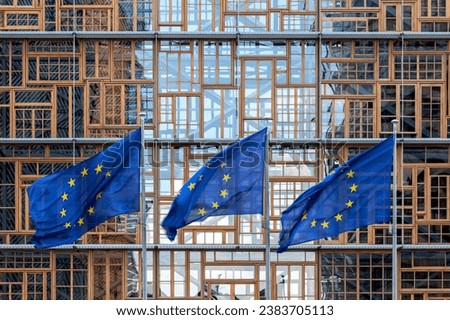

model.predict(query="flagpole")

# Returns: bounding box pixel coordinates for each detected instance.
[140,112,148,300]
[391,119,398,300]
[264,122,271,300]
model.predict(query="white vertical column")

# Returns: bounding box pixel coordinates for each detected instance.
[391,119,399,300]
[140,112,148,300]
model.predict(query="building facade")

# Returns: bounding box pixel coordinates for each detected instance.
[0,0,449,299]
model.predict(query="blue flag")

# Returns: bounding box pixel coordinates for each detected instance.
[278,137,394,253]
[28,128,141,249]
[162,128,267,241]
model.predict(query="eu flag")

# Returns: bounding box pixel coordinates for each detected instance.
[278,137,394,253]
[28,128,141,249]
[162,128,267,241]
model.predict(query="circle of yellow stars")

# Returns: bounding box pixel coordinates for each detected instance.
[300,168,358,232]
[177,160,233,218]
[58,162,112,230]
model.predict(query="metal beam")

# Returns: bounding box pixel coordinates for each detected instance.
[1,137,450,146]
[1,31,450,40]
[1,244,450,250]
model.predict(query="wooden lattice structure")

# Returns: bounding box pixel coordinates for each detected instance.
[1,0,450,300]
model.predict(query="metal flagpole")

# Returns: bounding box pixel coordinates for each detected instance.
[391,119,398,300]
[264,123,271,300]
[140,112,148,300]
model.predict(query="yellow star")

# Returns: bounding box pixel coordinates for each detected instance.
[96,192,102,200]
[64,222,71,229]
[311,219,317,228]
[68,178,76,187]
[220,162,226,169]
[198,208,207,216]
[349,184,358,193]
[334,213,343,221]
[199,175,203,181]
[105,171,111,178]
[95,164,103,174]
[81,168,88,177]
[188,182,196,191]
[212,201,219,209]
[346,170,355,178]
[77,218,84,226]
[87,206,95,215]
[301,211,308,221]
[220,189,228,198]
[321,220,329,229]
[346,200,354,208]
[60,208,67,217]
[222,173,231,182]
[61,192,68,201]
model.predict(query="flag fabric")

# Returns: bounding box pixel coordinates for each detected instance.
[278,136,394,253]
[162,128,267,241]
[28,128,142,249]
